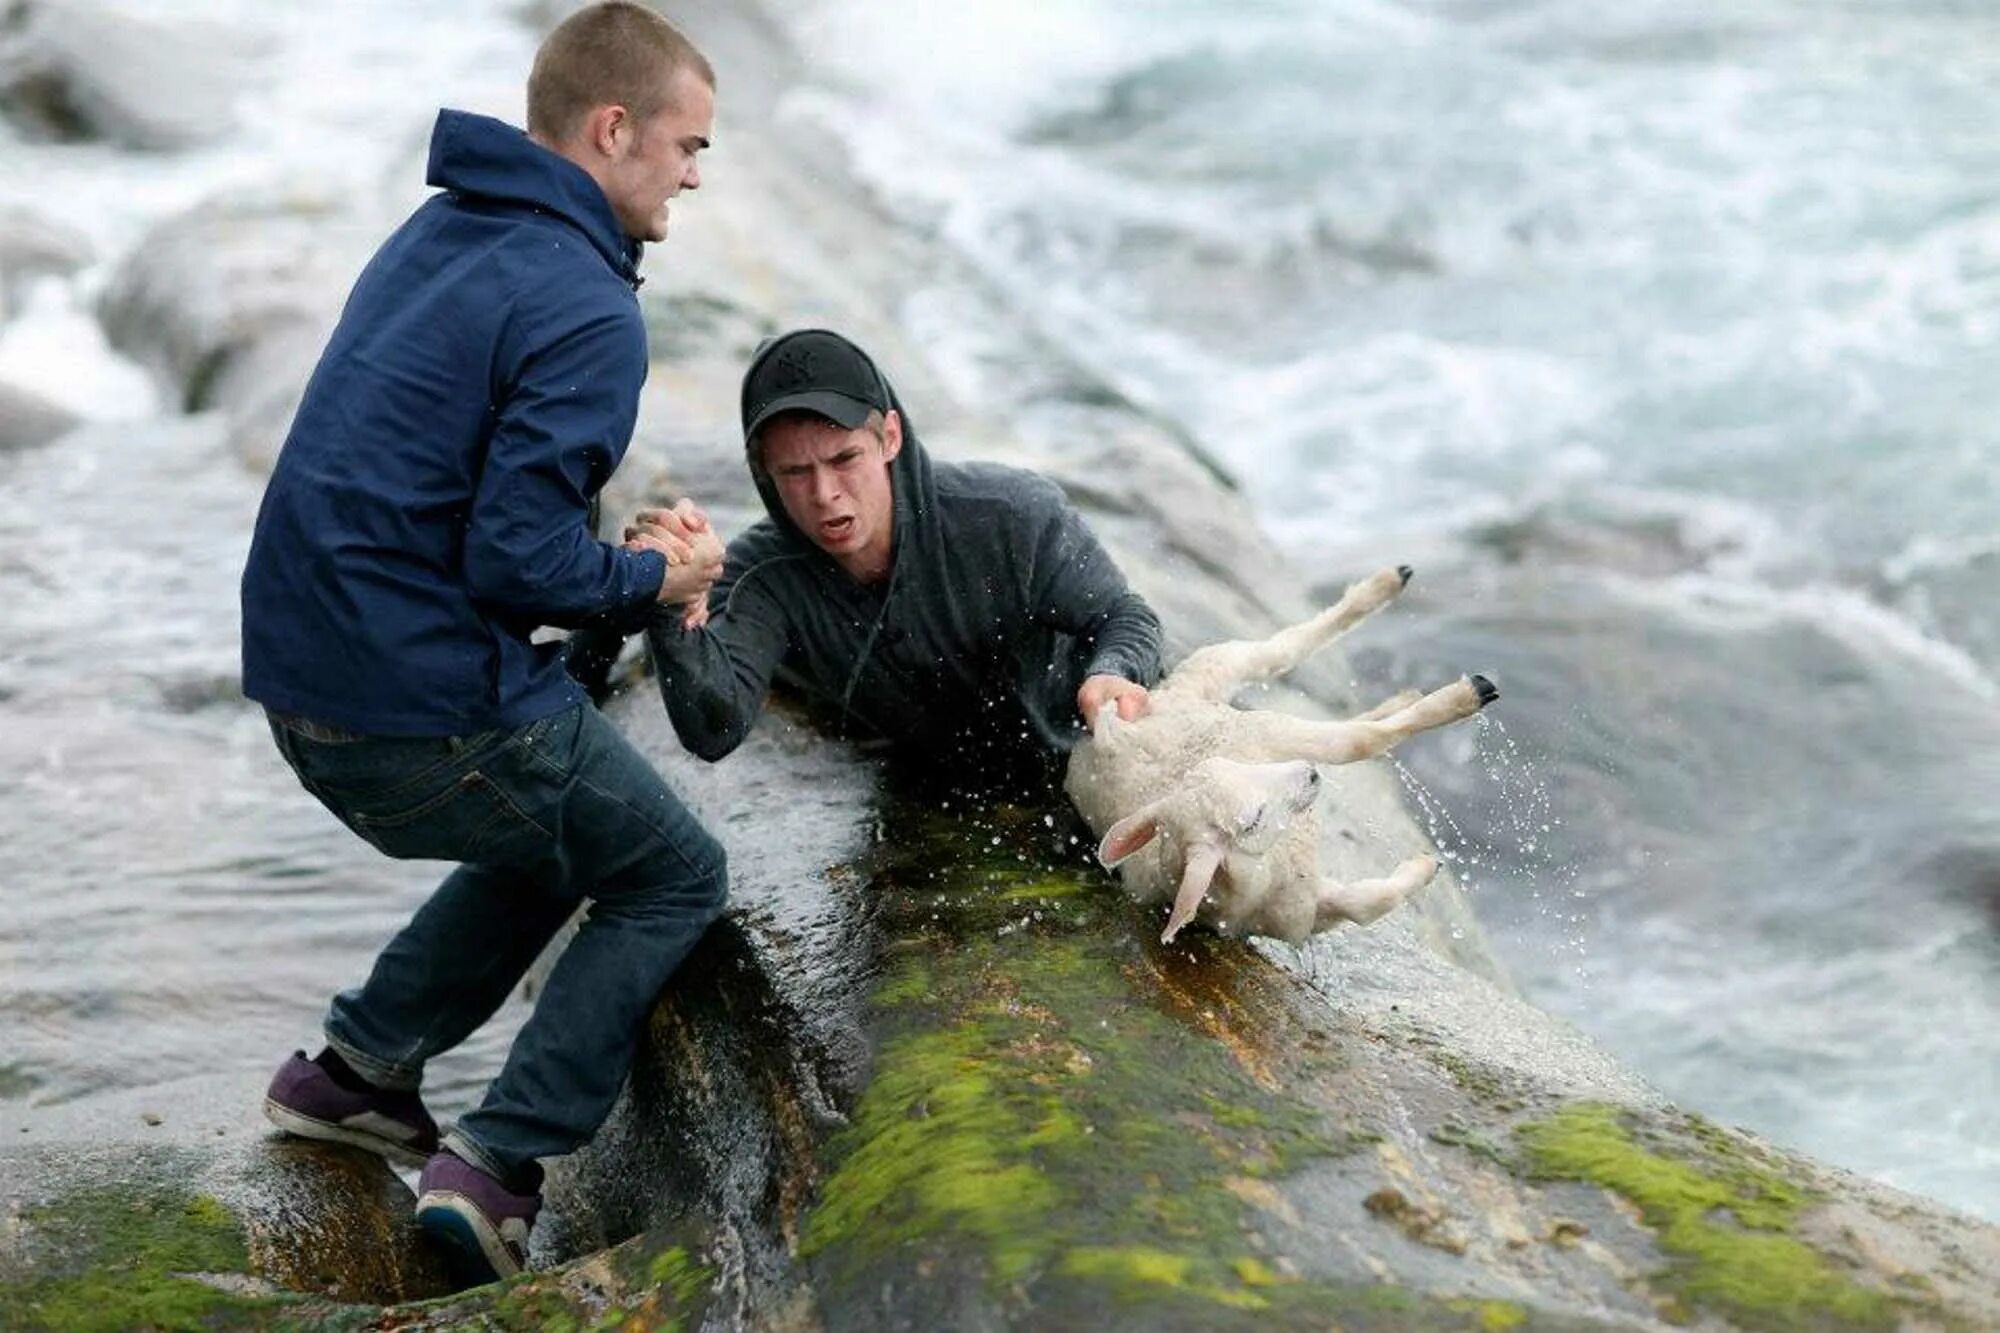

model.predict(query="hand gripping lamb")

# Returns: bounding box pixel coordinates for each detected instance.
[1065,566,1496,944]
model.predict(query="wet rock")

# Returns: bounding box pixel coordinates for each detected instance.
[0,1,244,150]
[0,1066,722,1328]
[95,189,371,470]
[96,193,332,407]
[0,1136,449,1325]
[639,285,780,368]
[0,379,75,451]
[548,759,2000,1330]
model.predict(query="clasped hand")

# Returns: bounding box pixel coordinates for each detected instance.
[624,499,724,629]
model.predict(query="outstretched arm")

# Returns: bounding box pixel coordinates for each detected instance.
[643,537,795,762]
[462,312,669,629]
[1016,478,1164,726]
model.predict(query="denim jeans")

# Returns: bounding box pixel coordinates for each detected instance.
[268,703,727,1184]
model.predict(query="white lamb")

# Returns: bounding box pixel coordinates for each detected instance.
[1065,566,1495,944]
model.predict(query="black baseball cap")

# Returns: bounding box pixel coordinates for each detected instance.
[741,329,890,444]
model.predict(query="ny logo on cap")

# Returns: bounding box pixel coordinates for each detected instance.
[770,347,819,392]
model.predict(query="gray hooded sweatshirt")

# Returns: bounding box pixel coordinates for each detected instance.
[647,337,1161,780]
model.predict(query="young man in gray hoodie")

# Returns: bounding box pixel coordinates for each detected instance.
[641,328,1161,788]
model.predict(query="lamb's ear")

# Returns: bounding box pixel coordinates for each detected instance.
[1098,800,1165,869]
[1162,842,1225,944]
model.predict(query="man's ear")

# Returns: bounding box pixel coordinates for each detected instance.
[1098,801,1163,868]
[583,102,633,159]
[879,408,903,462]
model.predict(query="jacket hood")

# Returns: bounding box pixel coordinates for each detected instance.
[426,108,644,285]
[740,329,935,577]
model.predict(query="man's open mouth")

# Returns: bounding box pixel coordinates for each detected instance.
[820,516,856,541]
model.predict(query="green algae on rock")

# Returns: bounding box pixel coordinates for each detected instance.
[365,1230,715,1333]
[797,800,1416,1321]
[1516,1103,1903,1330]
[0,1184,282,1332]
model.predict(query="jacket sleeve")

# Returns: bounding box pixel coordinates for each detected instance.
[1017,478,1164,687]
[462,309,666,628]
[646,547,794,762]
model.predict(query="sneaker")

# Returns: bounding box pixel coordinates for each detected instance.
[261,1050,440,1169]
[415,1150,539,1286]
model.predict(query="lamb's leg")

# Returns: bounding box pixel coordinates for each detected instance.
[1355,688,1423,721]
[1162,566,1413,704]
[1314,854,1438,930]
[1224,676,1497,765]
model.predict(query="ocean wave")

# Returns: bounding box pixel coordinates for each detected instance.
[1613,568,1999,702]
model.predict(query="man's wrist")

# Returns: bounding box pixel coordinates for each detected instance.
[649,601,698,632]
[623,545,670,601]
[1084,660,1136,688]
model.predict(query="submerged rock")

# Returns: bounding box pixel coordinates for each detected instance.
[0,204,92,320]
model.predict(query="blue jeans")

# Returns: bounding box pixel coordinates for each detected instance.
[268,703,727,1184]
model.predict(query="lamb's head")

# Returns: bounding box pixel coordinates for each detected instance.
[1097,757,1323,943]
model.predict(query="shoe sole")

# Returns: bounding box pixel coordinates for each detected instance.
[416,1190,523,1287]
[261,1097,431,1170]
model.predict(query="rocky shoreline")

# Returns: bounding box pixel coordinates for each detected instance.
[3,1,1997,1328]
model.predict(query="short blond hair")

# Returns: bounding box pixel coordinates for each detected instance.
[527,2,715,144]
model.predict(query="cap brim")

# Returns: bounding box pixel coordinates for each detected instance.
[744,390,876,442]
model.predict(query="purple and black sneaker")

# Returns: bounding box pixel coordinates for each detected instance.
[262,1050,439,1169]
[415,1150,540,1285]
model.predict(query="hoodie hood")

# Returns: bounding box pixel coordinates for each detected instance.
[426,108,644,286]
[739,329,935,577]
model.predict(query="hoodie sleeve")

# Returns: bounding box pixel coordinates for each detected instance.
[462,308,666,628]
[646,542,795,762]
[1016,476,1164,687]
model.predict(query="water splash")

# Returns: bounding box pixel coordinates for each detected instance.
[1393,715,1592,986]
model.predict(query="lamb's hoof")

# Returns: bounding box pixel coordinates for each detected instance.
[1470,674,1499,707]
[1397,564,1414,586]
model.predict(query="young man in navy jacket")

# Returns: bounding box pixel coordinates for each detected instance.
[241,2,722,1285]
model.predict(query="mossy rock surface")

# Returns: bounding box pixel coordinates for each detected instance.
[0,1129,722,1333]
[1515,1103,1904,1330]
[11,793,1996,1333]
[0,1181,278,1332]
[557,776,2000,1331]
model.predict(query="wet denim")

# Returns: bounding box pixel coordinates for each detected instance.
[268,703,727,1182]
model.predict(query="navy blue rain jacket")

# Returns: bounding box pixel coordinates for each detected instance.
[241,109,668,736]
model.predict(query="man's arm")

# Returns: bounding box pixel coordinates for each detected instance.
[1017,478,1165,724]
[644,541,794,761]
[462,311,669,628]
